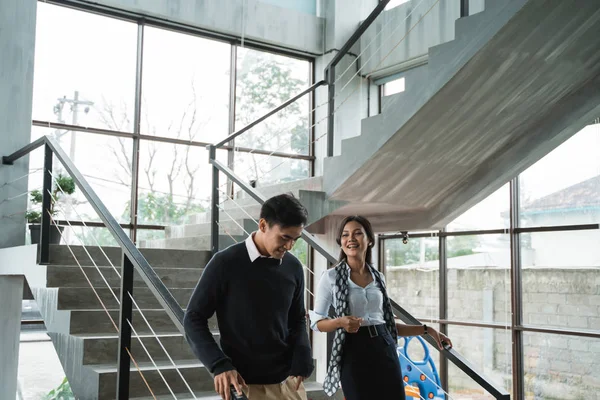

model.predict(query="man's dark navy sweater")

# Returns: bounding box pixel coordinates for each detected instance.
[183,242,314,384]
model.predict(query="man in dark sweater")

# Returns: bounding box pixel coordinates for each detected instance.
[183,194,314,400]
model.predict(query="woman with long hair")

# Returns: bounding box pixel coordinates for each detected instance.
[309,216,452,399]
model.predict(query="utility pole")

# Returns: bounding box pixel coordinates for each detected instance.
[53,91,94,243]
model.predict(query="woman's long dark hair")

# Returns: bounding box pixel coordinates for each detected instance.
[336,216,376,265]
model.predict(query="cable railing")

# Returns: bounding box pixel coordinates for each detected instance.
[2,136,240,400]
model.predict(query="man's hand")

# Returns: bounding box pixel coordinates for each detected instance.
[338,316,363,333]
[214,370,246,400]
[289,376,305,391]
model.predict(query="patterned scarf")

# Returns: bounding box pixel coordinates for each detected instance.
[322,261,398,396]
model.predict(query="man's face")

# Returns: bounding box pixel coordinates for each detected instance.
[259,219,304,259]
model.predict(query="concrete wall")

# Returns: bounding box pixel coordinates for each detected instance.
[0,0,37,249]
[80,0,324,54]
[359,0,460,78]
[387,266,600,397]
[0,276,25,400]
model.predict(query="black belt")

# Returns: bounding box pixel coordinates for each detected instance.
[355,324,388,338]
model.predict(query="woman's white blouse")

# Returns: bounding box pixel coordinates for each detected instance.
[308,264,386,332]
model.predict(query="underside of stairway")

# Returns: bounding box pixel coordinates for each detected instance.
[25,245,333,399]
[321,0,600,231]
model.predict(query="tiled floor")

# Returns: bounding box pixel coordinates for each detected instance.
[18,331,67,400]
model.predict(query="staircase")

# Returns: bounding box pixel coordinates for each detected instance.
[323,0,600,231]
[26,245,333,399]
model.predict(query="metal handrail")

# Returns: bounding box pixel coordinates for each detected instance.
[213,80,327,149]
[208,157,511,400]
[2,136,245,399]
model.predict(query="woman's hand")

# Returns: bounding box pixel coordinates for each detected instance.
[338,316,363,333]
[427,327,453,350]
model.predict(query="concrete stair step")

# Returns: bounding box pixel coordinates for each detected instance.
[79,333,214,365]
[94,360,213,400]
[140,234,245,251]
[48,245,210,268]
[69,310,218,335]
[166,219,256,239]
[57,287,193,310]
[47,265,203,289]
[130,381,340,400]
[230,176,323,204]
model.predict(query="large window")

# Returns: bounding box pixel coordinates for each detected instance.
[380,121,600,397]
[31,3,313,247]
[384,236,439,320]
[33,3,137,132]
[519,124,600,228]
[234,48,311,186]
[141,27,230,142]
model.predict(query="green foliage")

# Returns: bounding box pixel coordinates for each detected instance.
[385,239,438,266]
[26,174,77,224]
[135,192,206,226]
[290,238,308,265]
[43,377,74,400]
[236,52,309,183]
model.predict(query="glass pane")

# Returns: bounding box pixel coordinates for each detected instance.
[519,123,600,227]
[383,77,405,96]
[67,226,125,247]
[233,153,310,187]
[385,0,410,10]
[524,332,600,399]
[33,3,137,131]
[235,47,310,155]
[448,326,512,399]
[137,141,226,226]
[521,230,600,330]
[447,184,510,231]
[29,127,133,225]
[447,234,511,323]
[136,229,166,243]
[384,237,439,320]
[141,27,230,141]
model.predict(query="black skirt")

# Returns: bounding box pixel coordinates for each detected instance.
[340,324,406,400]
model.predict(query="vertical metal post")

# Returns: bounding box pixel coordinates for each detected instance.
[227,45,238,198]
[309,61,316,177]
[39,144,53,265]
[510,177,525,400]
[130,22,144,244]
[209,146,219,255]
[460,0,469,17]
[117,252,135,399]
[326,66,336,157]
[438,229,449,393]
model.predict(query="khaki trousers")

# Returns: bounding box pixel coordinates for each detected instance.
[242,379,307,400]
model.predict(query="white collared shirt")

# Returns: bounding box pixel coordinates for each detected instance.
[309,264,386,331]
[245,232,283,265]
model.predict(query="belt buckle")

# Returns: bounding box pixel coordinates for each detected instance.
[367,325,378,338]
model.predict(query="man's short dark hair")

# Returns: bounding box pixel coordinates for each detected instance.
[260,193,308,228]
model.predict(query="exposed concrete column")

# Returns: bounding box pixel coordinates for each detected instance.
[0,0,37,249]
[0,276,24,400]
